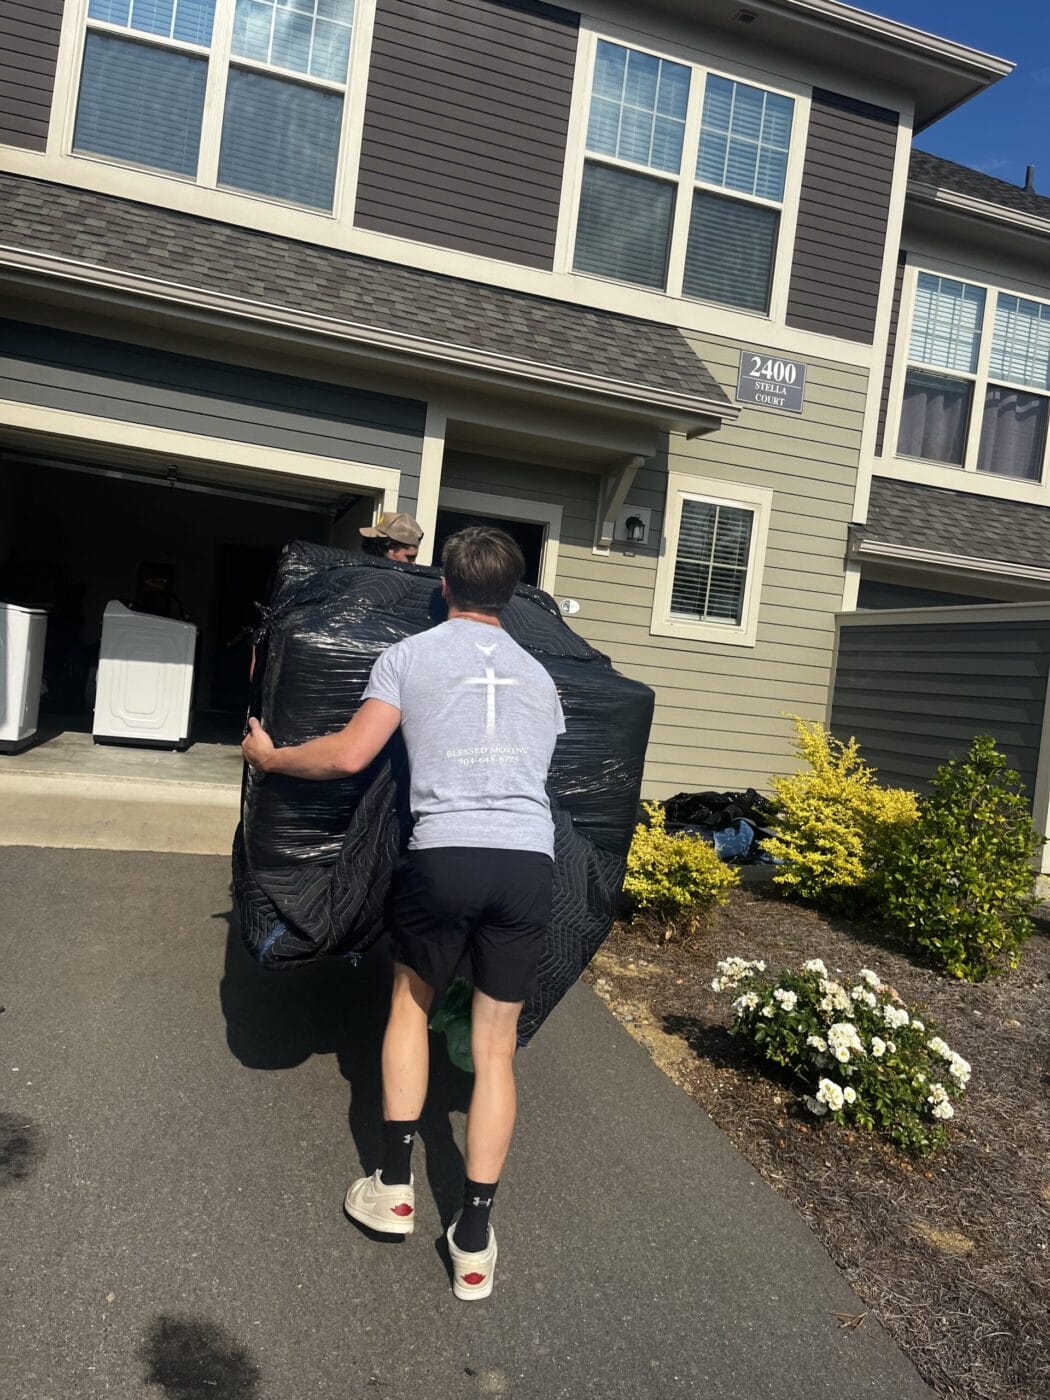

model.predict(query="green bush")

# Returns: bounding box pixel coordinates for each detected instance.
[764,717,919,912]
[873,736,1042,980]
[711,956,970,1154]
[624,803,738,940]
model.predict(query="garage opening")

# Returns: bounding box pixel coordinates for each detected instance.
[0,449,375,747]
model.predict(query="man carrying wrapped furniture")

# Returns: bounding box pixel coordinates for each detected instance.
[241,526,564,1300]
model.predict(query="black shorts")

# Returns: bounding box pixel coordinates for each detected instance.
[391,847,553,1004]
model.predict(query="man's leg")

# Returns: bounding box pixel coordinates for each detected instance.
[453,989,521,1252]
[379,961,435,1184]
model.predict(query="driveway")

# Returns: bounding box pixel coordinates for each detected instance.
[0,848,932,1399]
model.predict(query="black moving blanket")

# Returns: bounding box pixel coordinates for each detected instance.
[233,542,654,1043]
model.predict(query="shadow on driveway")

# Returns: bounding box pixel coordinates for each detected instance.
[217,913,472,1227]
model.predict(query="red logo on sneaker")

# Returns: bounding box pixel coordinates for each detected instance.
[462,1272,486,1285]
[391,1204,413,1217]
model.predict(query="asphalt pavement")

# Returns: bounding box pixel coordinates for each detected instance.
[0,848,933,1400]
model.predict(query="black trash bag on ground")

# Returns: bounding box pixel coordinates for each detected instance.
[662,788,777,832]
[233,541,654,1043]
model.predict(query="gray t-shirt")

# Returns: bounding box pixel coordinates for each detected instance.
[362,618,565,857]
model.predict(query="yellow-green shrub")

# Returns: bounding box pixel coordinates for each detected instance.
[624,802,738,939]
[764,717,918,911]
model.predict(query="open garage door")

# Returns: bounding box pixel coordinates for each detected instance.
[0,445,375,736]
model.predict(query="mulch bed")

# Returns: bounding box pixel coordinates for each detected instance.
[583,880,1050,1400]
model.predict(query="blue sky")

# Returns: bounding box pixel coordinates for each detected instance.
[866,1,1049,186]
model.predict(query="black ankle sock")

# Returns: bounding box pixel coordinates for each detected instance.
[380,1120,418,1186]
[453,1178,498,1253]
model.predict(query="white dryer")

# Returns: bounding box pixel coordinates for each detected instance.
[93,602,197,749]
[0,601,48,753]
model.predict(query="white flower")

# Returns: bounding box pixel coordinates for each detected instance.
[803,958,829,977]
[882,1004,910,1030]
[870,1036,886,1058]
[948,1053,971,1087]
[859,969,882,988]
[850,987,878,1010]
[818,980,852,1015]
[805,1095,828,1117]
[911,1019,925,1033]
[834,1048,850,1063]
[806,1034,827,1053]
[761,1003,775,1018]
[843,1087,857,1104]
[773,988,798,1012]
[927,1036,951,1059]
[712,956,766,991]
[885,1041,896,1054]
[827,1021,864,1055]
[927,1082,950,1105]
[732,991,760,1016]
[815,1078,845,1112]
[931,1101,955,1120]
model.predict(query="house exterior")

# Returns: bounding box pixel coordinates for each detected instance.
[0,0,1043,799]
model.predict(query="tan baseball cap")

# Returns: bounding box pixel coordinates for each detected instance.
[359,512,424,545]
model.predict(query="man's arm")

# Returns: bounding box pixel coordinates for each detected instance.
[241,699,402,779]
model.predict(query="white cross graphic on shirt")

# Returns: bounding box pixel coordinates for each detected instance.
[460,654,518,738]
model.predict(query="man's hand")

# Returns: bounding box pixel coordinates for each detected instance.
[242,717,275,772]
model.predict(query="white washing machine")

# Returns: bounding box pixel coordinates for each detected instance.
[93,602,197,749]
[0,601,48,753]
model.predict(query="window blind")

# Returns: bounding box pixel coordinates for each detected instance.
[74,32,207,175]
[990,295,1050,391]
[218,67,343,210]
[670,500,753,625]
[697,74,793,201]
[683,191,777,311]
[573,163,674,290]
[908,273,985,373]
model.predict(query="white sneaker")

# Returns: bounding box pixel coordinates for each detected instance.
[344,1171,415,1234]
[446,1218,498,1300]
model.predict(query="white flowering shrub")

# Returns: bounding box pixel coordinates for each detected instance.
[711,955,971,1154]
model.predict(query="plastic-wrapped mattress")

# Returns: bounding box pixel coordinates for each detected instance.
[233,541,654,1042]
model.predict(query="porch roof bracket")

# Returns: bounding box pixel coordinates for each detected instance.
[594,454,647,551]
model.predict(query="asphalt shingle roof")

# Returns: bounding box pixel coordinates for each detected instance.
[865,477,1050,571]
[909,150,1050,222]
[0,173,730,412]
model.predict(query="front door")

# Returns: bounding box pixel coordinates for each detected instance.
[433,509,544,588]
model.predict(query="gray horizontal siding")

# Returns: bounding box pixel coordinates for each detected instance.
[0,321,426,506]
[874,252,907,455]
[355,0,579,269]
[856,579,988,610]
[786,89,899,345]
[830,618,1050,801]
[0,0,62,151]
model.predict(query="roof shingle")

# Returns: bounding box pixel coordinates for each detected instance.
[0,173,730,412]
[865,477,1050,571]
[909,149,1050,222]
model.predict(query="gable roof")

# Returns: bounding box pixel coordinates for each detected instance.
[909,150,1050,228]
[0,173,734,429]
[860,477,1050,575]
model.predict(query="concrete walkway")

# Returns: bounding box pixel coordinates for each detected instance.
[0,848,932,1400]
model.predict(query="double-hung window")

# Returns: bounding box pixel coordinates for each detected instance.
[73,0,356,212]
[897,272,1050,482]
[652,475,772,646]
[572,38,796,314]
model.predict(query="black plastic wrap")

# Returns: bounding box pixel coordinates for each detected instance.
[233,541,654,1042]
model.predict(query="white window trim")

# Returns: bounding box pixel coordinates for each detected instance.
[651,473,772,647]
[555,25,811,324]
[887,262,1050,488]
[436,488,562,596]
[61,0,368,218]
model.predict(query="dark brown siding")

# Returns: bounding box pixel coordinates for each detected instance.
[0,0,63,152]
[354,0,579,269]
[786,89,899,344]
[875,251,907,454]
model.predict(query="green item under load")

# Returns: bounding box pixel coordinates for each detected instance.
[429,978,474,1074]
